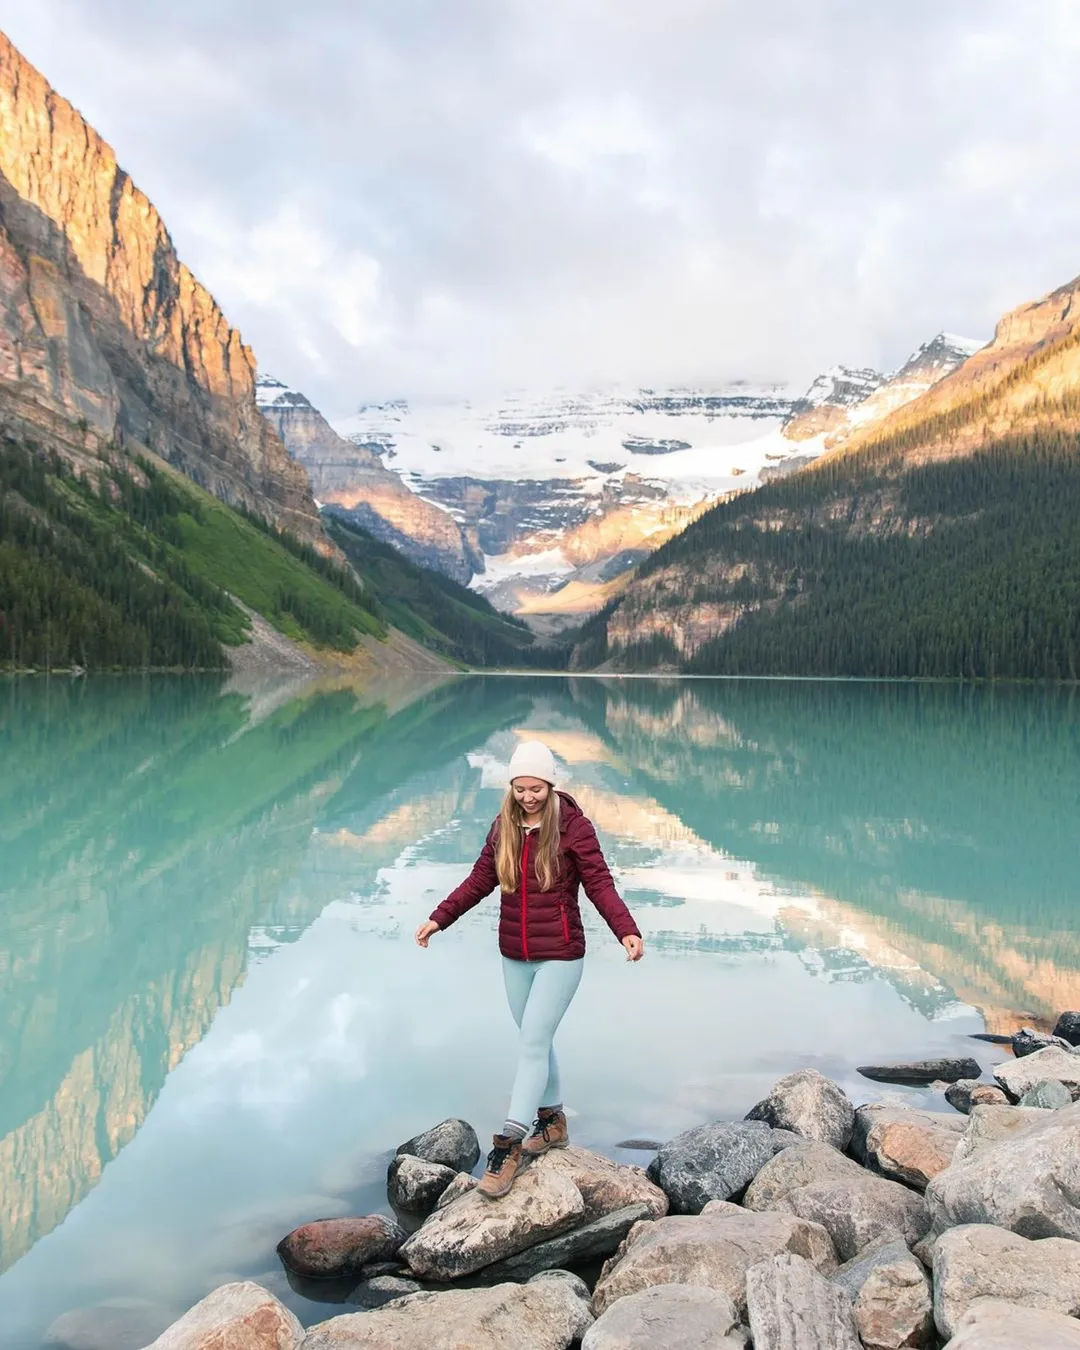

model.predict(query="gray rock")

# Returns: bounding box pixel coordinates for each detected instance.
[832,1241,934,1349]
[143,1283,304,1350]
[386,1154,458,1215]
[592,1203,837,1316]
[346,1276,422,1310]
[932,1223,1080,1338]
[858,1058,982,1085]
[277,1216,407,1279]
[399,1163,585,1280]
[434,1172,477,1209]
[743,1140,867,1212]
[615,1139,663,1151]
[746,1252,861,1349]
[477,1203,654,1282]
[744,1069,855,1150]
[994,1046,1080,1101]
[951,1104,1050,1164]
[396,1118,481,1174]
[1019,1079,1074,1110]
[646,1120,785,1213]
[851,1105,964,1190]
[943,1298,1080,1348]
[944,1081,1008,1113]
[1012,1027,1074,1058]
[582,1284,743,1350]
[781,1173,931,1262]
[1053,1012,1080,1046]
[528,1269,591,1301]
[300,1278,593,1349]
[928,1100,1080,1238]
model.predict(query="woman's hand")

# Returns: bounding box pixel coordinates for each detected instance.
[415,920,440,948]
[622,935,645,962]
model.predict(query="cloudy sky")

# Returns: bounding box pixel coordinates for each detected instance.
[5,1,1080,414]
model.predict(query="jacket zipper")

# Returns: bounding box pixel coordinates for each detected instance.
[520,832,531,961]
[560,900,570,946]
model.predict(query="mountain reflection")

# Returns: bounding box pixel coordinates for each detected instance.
[2,673,1079,1285]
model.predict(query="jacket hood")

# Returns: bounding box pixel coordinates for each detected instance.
[557,790,584,828]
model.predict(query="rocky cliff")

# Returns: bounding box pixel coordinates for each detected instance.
[256,377,478,582]
[0,33,323,545]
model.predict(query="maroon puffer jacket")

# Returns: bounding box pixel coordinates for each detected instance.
[429,792,640,961]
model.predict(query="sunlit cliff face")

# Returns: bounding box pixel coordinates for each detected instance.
[0,34,323,545]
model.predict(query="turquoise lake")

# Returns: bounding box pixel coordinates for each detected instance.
[1,673,1079,1346]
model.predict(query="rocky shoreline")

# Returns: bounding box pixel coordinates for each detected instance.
[123,1014,1080,1347]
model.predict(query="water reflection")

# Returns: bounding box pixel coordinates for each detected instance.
[0,674,1077,1345]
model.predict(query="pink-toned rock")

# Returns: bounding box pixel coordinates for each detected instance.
[277,1216,406,1279]
[143,1282,302,1350]
[852,1106,964,1190]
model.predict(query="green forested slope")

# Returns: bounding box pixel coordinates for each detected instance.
[581,429,1080,680]
[0,440,381,670]
[326,514,566,669]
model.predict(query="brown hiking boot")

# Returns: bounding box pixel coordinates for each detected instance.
[521,1108,569,1157]
[477,1134,524,1199]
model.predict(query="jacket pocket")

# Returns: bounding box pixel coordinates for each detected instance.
[559,898,571,946]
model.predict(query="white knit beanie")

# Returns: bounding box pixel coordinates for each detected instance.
[508,739,558,785]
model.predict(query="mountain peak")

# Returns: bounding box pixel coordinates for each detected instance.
[255,375,313,411]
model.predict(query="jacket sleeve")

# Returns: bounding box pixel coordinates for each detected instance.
[567,815,641,942]
[429,824,499,929]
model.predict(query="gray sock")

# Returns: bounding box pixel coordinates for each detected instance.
[502,1119,528,1141]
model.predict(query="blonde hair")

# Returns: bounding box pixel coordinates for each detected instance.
[495,788,562,892]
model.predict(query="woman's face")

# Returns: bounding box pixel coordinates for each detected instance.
[512,777,551,817]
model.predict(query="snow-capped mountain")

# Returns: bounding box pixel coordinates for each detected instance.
[781,333,984,449]
[332,384,816,621]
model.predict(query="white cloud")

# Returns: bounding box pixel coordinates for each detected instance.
[4,0,1080,412]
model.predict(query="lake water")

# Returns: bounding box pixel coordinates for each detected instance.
[1,673,1078,1346]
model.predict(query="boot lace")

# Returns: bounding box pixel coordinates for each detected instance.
[528,1111,556,1142]
[486,1140,514,1174]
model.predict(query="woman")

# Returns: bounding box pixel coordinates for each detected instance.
[415,739,644,1199]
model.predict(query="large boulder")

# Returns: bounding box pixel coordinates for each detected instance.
[386,1155,458,1215]
[1012,1027,1074,1058]
[927,1101,1080,1238]
[832,1240,934,1350]
[858,1058,981,1086]
[646,1121,787,1213]
[477,1204,655,1282]
[1053,1012,1080,1046]
[932,1224,1080,1338]
[743,1141,867,1211]
[950,1104,1050,1164]
[1020,1080,1074,1110]
[539,1145,668,1222]
[592,1202,836,1316]
[581,1284,743,1350]
[851,1105,964,1190]
[144,1283,303,1350]
[746,1252,861,1349]
[993,1046,1080,1101]
[399,1164,585,1280]
[780,1174,931,1262]
[300,1278,592,1349]
[277,1217,406,1279]
[944,1298,1080,1348]
[395,1118,481,1174]
[744,1070,855,1150]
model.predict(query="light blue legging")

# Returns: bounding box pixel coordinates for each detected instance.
[502,956,584,1132]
